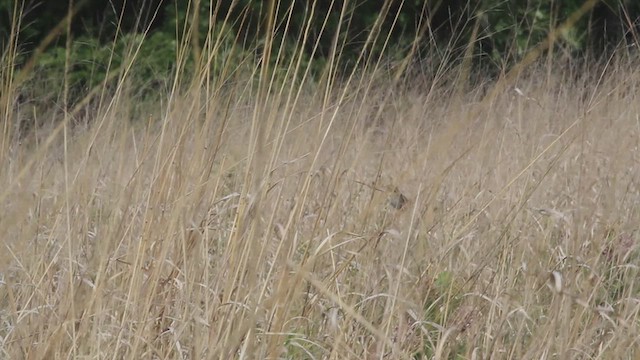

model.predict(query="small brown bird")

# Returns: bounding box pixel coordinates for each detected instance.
[388,187,407,210]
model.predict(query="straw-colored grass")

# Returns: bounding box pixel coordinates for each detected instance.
[2,56,639,358]
[2,2,640,359]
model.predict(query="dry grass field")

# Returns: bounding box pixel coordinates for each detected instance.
[2,6,640,359]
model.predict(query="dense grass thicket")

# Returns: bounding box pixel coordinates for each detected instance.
[1,1,640,359]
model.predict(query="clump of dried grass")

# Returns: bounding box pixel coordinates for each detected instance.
[2,2,640,359]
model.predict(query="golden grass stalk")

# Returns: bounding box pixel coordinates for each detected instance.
[1,1,639,358]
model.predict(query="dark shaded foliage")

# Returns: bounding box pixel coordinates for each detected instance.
[1,0,639,85]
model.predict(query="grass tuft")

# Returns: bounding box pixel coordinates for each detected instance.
[2,1,640,358]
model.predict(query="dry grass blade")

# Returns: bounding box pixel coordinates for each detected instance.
[2,0,640,359]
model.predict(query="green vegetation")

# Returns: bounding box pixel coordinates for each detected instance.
[3,1,639,106]
[1,1,639,359]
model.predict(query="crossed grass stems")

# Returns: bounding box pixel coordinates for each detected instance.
[1,0,640,358]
